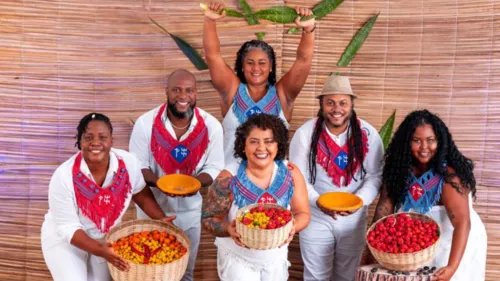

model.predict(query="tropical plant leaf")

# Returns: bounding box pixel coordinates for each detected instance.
[149,17,208,70]
[337,13,379,67]
[254,6,317,24]
[379,110,396,150]
[312,0,345,20]
[287,27,300,34]
[239,0,259,25]
[255,32,266,40]
[224,8,244,18]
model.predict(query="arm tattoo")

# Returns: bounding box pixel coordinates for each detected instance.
[201,176,233,237]
[372,195,394,224]
[447,209,456,222]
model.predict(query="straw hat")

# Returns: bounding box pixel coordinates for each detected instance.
[316,75,357,98]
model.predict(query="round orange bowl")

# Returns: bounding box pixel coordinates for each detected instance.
[156,174,201,196]
[317,192,363,212]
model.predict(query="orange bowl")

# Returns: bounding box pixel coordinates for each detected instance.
[156,174,201,196]
[317,192,363,211]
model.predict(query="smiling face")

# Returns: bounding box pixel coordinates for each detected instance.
[80,120,113,166]
[242,49,272,87]
[411,124,438,166]
[244,127,278,169]
[321,94,353,133]
[166,71,197,119]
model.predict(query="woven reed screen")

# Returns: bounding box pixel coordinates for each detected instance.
[0,0,498,280]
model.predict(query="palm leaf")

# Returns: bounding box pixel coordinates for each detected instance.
[239,0,259,25]
[379,110,396,150]
[337,13,379,67]
[149,17,208,71]
[312,0,345,20]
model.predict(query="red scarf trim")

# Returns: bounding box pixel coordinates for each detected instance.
[150,104,209,175]
[316,122,369,187]
[72,152,132,233]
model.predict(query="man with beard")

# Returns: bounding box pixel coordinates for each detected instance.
[289,75,383,281]
[129,68,224,281]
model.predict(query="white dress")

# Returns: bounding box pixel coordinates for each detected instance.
[411,195,487,281]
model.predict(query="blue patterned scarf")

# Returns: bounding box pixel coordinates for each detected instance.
[232,83,282,125]
[402,169,444,214]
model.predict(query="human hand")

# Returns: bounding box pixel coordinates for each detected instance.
[202,2,226,21]
[99,243,130,272]
[294,7,315,31]
[279,218,296,248]
[227,220,247,248]
[432,265,457,281]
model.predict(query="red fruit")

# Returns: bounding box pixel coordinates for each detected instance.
[242,218,252,225]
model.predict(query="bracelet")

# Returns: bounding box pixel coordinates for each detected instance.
[303,25,316,34]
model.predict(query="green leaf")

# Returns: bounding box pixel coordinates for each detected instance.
[239,0,259,25]
[312,0,345,20]
[255,6,316,24]
[254,6,298,24]
[287,27,300,34]
[337,13,379,67]
[149,17,208,71]
[379,110,396,150]
[223,8,244,18]
[255,32,266,40]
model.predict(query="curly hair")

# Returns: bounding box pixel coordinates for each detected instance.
[233,113,288,161]
[308,96,366,185]
[383,109,476,208]
[234,40,277,85]
[75,112,113,150]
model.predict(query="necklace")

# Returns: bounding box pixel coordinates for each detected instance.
[171,121,190,130]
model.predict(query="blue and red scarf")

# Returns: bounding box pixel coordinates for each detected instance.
[230,160,294,208]
[402,169,444,214]
[316,121,369,187]
[232,83,282,125]
[150,104,209,175]
[72,152,131,233]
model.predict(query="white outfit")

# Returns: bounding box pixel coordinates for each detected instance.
[214,161,291,281]
[289,118,384,281]
[221,86,289,167]
[129,105,224,281]
[41,148,146,281]
[400,195,487,281]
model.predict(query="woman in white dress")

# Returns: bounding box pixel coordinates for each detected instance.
[41,113,175,281]
[366,110,487,281]
[201,114,310,281]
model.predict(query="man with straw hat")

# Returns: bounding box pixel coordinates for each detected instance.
[129,69,224,281]
[289,74,384,281]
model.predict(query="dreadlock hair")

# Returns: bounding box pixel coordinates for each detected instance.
[233,113,288,161]
[383,109,476,208]
[234,40,277,85]
[308,96,366,185]
[75,112,113,150]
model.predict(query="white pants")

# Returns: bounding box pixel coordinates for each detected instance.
[300,208,367,281]
[181,226,201,281]
[217,247,290,281]
[42,241,111,281]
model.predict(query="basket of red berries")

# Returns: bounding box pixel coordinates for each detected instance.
[236,203,293,250]
[366,212,441,271]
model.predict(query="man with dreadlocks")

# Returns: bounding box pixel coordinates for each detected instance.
[364,110,486,281]
[289,75,384,281]
[129,69,224,281]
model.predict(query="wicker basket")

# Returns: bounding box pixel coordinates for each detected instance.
[105,219,190,281]
[235,203,293,250]
[366,212,441,271]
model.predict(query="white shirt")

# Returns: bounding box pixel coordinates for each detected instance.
[129,105,224,230]
[41,148,146,249]
[289,118,383,209]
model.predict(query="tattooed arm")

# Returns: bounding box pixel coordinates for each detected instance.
[201,170,234,237]
[371,184,395,224]
[433,168,471,281]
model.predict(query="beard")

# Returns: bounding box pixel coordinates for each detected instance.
[167,100,196,119]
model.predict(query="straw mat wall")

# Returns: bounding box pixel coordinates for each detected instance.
[0,0,498,280]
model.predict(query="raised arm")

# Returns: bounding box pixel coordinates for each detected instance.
[201,170,234,237]
[434,171,471,281]
[203,2,240,112]
[276,8,315,118]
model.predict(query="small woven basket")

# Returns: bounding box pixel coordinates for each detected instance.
[366,212,441,271]
[235,203,293,250]
[105,219,190,281]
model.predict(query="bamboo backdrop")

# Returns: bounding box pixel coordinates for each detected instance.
[0,0,499,280]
